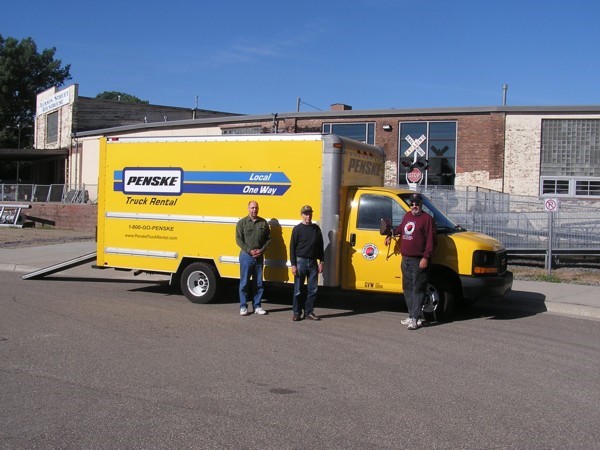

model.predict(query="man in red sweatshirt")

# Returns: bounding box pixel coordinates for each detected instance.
[385,193,437,330]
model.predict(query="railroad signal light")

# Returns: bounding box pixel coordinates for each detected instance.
[402,159,429,170]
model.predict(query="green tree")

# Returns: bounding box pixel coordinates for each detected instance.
[0,35,71,148]
[96,91,149,104]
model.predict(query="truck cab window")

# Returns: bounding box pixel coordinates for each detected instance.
[357,195,405,230]
[399,193,458,232]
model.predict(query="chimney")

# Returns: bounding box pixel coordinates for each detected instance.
[330,103,352,111]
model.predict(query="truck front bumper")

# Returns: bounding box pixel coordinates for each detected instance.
[460,271,513,301]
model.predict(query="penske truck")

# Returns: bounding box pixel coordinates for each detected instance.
[97,134,512,320]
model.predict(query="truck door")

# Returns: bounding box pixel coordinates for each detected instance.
[342,192,407,293]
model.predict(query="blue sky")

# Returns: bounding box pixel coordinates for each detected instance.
[3,0,600,114]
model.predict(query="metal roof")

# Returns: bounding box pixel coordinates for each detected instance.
[74,104,600,138]
[0,148,68,161]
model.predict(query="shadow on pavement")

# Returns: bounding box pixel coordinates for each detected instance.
[26,275,549,323]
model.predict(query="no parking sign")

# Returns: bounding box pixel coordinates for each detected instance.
[544,198,559,212]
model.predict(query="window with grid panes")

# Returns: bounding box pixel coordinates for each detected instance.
[398,121,456,186]
[540,119,600,196]
[322,123,375,144]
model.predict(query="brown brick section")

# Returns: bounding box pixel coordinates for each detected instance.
[456,112,506,179]
[27,204,98,233]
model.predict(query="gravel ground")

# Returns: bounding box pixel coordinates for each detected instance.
[1,225,599,285]
[0,226,95,249]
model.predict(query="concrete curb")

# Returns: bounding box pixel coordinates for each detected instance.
[477,296,600,321]
[0,263,38,273]
[543,302,600,320]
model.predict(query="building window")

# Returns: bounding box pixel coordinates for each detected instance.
[541,178,570,195]
[576,180,600,196]
[46,111,58,144]
[322,122,375,144]
[398,121,456,186]
[540,119,600,196]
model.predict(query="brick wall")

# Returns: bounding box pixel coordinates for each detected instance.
[295,113,507,190]
[504,113,600,196]
[27,204,98,232]
[454,112,505,191]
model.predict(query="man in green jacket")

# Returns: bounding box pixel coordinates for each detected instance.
[235,200,271,316]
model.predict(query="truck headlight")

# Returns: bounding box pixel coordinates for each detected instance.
[472,250,499,275]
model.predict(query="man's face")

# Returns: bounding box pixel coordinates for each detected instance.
[301,211,312,224]
[248,202,259,219]
[410,201,422,215]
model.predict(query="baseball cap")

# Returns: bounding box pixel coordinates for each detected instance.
[409,193,423,205]
[300,205,313,214]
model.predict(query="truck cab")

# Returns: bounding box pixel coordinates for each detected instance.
[342,187,513,320]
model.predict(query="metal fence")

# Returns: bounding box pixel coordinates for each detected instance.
[1,183,98,204]
[415,185,600,267]
[4,181,600,260]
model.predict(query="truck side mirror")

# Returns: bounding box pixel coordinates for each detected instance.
[380,218,392,236]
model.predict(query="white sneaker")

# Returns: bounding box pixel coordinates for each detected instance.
[401,318,411,325]
[240,307,249,316]
[407,318,418,330]
[417,318,425,327]
[254,307,268,315]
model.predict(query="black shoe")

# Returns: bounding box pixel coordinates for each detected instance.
[292,314,301,321]
[307,313,321,321]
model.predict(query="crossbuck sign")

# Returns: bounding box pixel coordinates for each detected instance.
[404,134,427,157]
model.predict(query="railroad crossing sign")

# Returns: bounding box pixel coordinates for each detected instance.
[404,134,426,157]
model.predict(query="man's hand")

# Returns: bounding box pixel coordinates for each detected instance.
[291,265,297,276]
[318,262,324,274]
[419,257,429,269]
[384,236,391,246]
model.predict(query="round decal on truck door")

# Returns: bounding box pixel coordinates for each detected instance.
[362,243,379,260]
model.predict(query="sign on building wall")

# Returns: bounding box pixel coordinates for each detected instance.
[37,89,71,115]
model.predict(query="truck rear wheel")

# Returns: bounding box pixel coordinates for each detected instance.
[180,262,219,304]
[422,274,456,322]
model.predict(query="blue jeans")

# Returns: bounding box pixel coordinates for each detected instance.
[239,251,264,310]
[293,258,319,316]
[401,256,430,320]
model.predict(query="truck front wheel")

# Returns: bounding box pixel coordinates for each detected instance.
[422,274,456,322]
[180,262,219,304]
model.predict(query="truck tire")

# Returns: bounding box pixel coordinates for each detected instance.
[422,273,456,322]
[180,262,219,304]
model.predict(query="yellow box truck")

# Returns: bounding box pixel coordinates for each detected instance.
[97,134,512,320]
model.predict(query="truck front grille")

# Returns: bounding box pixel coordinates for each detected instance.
[498,250,508,274]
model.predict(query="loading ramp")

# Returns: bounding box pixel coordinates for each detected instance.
[21,252,97,280]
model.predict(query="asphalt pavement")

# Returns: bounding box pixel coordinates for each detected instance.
[1,241,599,321]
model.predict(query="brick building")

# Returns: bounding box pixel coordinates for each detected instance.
[30,84,238,186]
[33,85,600,199]
[77,104,600,199]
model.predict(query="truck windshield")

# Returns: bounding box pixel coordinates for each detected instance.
[399,193,463,233]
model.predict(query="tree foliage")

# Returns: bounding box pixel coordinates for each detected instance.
[96,91,149,104]
[0,35,71,148]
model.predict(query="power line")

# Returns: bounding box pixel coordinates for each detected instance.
[296,97,323,112]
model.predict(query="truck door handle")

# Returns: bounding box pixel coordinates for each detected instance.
[349,233,356,247]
